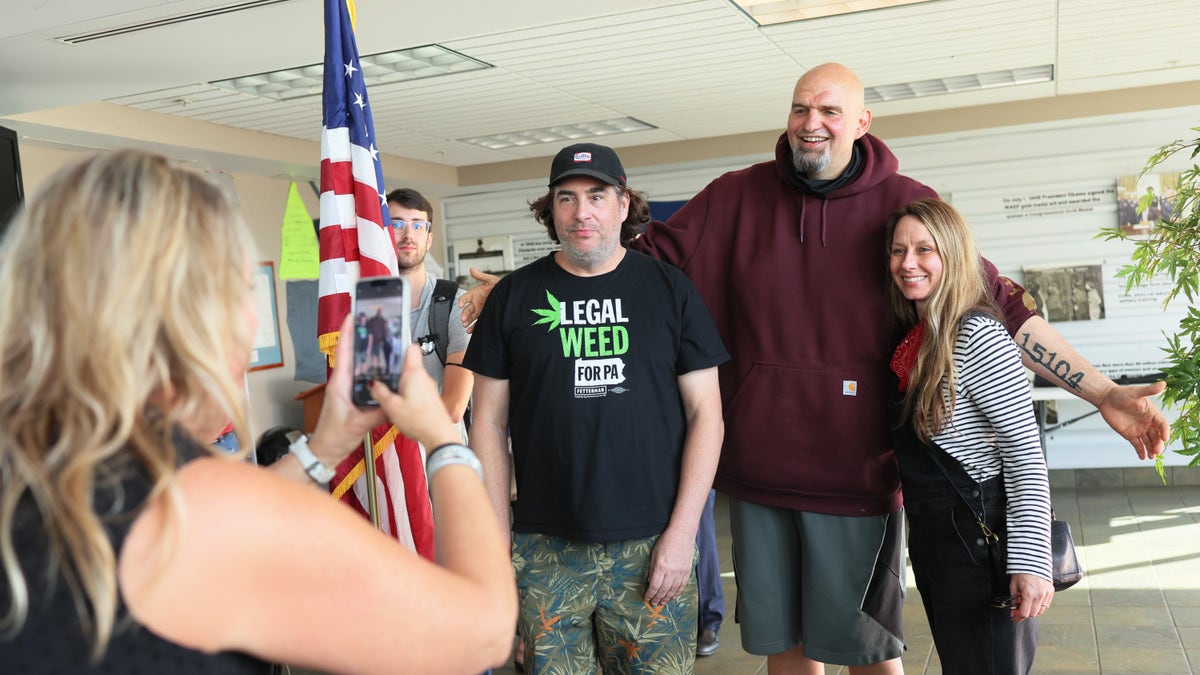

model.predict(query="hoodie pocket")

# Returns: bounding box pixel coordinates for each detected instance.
[721,361,888,495]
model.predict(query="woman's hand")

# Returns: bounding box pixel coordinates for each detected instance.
[368,346,462,450]
[1007,573,1054,623]
[308,314,388,464]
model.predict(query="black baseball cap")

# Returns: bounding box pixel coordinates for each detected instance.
[548,143,627,188]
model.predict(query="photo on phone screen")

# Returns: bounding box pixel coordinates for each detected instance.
[352,276,411,407]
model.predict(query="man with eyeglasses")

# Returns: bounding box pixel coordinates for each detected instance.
[386,188,473,425]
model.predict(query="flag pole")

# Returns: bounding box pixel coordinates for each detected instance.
[362,433,380,528]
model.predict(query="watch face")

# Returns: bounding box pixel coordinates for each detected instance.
[289,435,335,484]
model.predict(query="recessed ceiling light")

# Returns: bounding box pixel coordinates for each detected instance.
[210,44,491,101]
[459,118,657,150]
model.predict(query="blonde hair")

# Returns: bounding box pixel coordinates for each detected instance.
[0,149,258,658]
[886,198,999,442]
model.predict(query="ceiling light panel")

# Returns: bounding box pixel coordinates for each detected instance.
[865,65,1054,103]
[210,44,491,101]
[459,118,657,150]
[730,0,936,26]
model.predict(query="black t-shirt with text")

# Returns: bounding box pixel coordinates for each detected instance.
[465,250,728,542]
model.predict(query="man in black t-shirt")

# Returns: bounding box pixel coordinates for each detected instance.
[363,307,388,373]
[464,144,728,674]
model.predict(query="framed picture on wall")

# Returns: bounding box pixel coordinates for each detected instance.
[1021,263,1105,323]
[250,261,284,371]
[451,235,513,288]
[1116,172,1181,238]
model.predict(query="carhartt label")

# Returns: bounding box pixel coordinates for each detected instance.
[843,380,858,396]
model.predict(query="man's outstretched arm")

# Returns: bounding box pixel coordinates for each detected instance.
[1015,314,1170,459]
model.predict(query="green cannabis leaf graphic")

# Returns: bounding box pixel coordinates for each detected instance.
[531,290,561,331]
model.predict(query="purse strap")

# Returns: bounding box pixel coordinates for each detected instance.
[919,441,1001,545]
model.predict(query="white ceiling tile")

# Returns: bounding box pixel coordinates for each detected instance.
[5,0,1200,167]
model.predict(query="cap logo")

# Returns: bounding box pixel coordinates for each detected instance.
[573,152,593,163]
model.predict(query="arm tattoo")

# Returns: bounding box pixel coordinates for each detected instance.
[1017,332,1085,391]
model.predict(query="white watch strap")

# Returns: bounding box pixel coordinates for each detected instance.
[289,434,336,486]
[426,443,484,482]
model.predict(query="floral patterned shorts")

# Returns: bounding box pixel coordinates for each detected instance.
[511,532,698,675]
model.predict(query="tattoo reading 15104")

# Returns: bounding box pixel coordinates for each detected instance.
[1019,332,1084,390]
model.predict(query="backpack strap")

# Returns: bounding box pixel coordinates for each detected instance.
[429,278,471,431]
[429,279,457,367]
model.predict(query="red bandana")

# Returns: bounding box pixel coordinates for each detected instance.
[890,320,925,393]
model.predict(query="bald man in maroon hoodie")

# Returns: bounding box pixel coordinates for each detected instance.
[462,63,1169,675]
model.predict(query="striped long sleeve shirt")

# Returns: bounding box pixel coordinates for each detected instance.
[931,314,1053,581]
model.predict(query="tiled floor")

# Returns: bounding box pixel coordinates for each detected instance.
[492,473,1200,674]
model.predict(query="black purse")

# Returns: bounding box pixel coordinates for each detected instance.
[1049,515,1082,591]
[920,443,1082,592]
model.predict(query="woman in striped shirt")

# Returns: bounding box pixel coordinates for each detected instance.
[886,198,1053,674]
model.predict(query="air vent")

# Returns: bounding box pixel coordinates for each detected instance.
[55,0,295,44]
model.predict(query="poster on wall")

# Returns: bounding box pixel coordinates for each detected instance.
[512,233,559,269]
[451,236,512,288]
[991,187,1113,220]
[1108,268,1179,309]
[286,279,327,384]
[1021,264,1105,323]
[250,261,284,371]
[1115,172,1180,238]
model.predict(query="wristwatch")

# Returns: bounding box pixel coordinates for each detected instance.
[288,433,337,487]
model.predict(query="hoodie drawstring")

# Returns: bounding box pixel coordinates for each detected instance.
[796,196,830,246]
[798,197,806,243]
[820,199,828,247]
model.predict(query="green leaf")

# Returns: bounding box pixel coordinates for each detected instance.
[1121,131,1200,467]
[530,290,562,331]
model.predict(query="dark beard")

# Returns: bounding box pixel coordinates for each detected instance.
[395,246,427,272]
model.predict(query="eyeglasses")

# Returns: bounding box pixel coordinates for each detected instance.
[992,595,1020,609]
[391,219,431,232]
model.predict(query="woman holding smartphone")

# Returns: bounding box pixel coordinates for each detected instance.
[0,149,515,674]
[885,198,1053,674]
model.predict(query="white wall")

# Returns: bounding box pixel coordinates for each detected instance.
[17,142,316,445]
[894,107,1195,469]
[441,106,1200,469]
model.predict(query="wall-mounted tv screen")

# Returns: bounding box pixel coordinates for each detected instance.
[0,124,26,233]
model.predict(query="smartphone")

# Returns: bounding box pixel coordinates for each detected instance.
[351,276,411,407]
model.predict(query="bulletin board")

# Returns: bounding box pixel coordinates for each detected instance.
[249,261,284,371]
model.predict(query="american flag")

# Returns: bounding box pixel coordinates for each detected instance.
[318,0,434,559]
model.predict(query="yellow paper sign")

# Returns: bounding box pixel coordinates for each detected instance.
[278,182,320,280]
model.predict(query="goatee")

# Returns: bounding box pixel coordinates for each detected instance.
[792,148,829,178]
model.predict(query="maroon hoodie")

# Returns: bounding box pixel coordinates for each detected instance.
[633,132,1035,515]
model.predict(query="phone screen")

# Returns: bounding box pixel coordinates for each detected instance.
[352,276,411,407]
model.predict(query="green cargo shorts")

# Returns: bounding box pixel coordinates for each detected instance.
[729,498,906,665]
